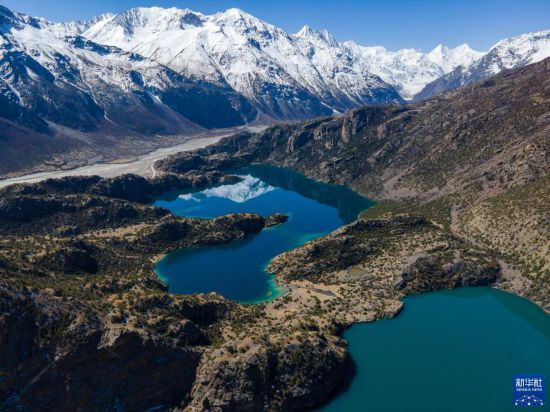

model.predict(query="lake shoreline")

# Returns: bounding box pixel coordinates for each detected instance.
[152,165,373,303]
[148,164,548,410]
[1,164,547,411]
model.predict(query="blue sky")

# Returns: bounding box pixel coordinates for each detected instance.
[4,0,550,51]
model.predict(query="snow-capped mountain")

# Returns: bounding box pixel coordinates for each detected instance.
[80,7,405,115]
[1,2,549,165]
[0,4,258,136]
[415,30,550,101]
[79,7,486,103]
[345,42,483,100]
[292,25,406,110]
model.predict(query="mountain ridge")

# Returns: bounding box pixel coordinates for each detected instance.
[78,6,485,103]
[80,6,403,114]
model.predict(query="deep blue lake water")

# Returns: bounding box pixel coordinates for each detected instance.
[319,287,550,412]
[153,165,373,303]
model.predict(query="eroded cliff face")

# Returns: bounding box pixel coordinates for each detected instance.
[188,334,349,412]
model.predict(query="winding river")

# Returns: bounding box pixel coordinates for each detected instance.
[153,165,550,410]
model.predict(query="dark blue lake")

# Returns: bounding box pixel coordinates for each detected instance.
[153,165,373,303]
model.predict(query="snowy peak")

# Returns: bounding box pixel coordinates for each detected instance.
[415,29,550,101]
[116,6,205,29]
[215,7,258,22]
[348,41,483,100]
[79,5,499,102]
[295,25,314,37]
[294,25,337,45]
[82,6,207,47]
[486,29,550,72]
[427,42,484,72]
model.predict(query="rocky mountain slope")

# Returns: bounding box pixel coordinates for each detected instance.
[0,5,258,132]
[80,7,550,104]
[0,5,399,177]
[415,29,550,100]
[0,5,260,176]
[159,58,550,309]
[78,7,487,104]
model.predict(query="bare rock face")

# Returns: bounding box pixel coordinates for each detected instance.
[398,255,501,293]
[188,335,348,412]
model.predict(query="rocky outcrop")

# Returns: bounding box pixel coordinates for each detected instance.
[265,213,289,227]
[397,254,500,293]
[269,215,500,288]
[0,285,208,411]
[134,213,283,253]
[188,335,349,412]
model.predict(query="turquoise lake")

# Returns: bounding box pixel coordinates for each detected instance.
[154,165,549,410]
[153,165,373,303]
[319,287,550,412]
